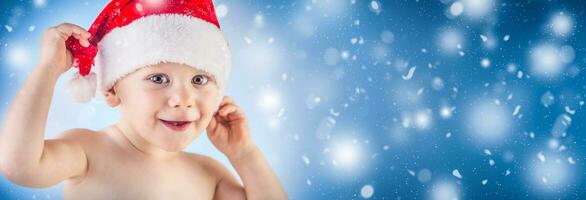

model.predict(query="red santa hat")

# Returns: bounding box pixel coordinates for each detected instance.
[65,0,231,108]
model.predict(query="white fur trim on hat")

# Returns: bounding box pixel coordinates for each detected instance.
[66,71,97,103]
[94,14,231,96]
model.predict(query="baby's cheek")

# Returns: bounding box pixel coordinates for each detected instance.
[201,93,219,110]
[201,107,217,127]
[201,109,215,124]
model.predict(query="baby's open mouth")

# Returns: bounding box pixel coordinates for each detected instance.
[159,119,192,132]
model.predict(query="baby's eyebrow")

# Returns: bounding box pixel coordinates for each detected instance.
[196,70,210,75]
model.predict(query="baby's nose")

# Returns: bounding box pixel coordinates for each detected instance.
[170,99,193,108]
[172,102,192,108]
[168,88,195,108]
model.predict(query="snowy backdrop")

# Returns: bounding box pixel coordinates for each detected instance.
[1,0,585,199]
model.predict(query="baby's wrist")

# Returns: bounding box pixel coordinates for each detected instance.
[227,144,260,164]
[34,64,62,81]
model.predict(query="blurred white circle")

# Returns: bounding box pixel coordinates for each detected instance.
[432,77,445,91]
[33,0,47,8]
[414,110,432,130]
[550,12,573,37]
[380,30,395,44]
[440,106,453,119]
[466,101,511,144]
[418,169,433,183]
[449,1,464,16]
[462,0,494,18]
[360,184,374,198]
[481,58,491,68]
[430,181,459,200]
[527,152,573,193]
[559,45,575,64]
[7,44,29,68]
[438,29,463,54]
[529,44,564,79]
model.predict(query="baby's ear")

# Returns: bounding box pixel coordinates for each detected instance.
[103,88,121,107]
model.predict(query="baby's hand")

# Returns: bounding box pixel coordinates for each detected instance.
[38,23,91,75]
[206,96,256,160]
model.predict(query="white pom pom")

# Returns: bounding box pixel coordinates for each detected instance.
[66,72,97,103]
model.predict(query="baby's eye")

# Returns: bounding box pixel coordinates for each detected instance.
[192,74,209,86]
[148,74,170,84]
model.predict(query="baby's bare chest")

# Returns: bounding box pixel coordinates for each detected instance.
[62,147,217,199]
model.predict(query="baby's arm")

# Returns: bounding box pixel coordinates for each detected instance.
[207,97,287,200]
[0,23,91,187]
[219,146,287,200]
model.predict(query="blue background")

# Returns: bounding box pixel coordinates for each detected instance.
[1,0,585,199]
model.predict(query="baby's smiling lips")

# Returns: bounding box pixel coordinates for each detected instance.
[159,119,193,132]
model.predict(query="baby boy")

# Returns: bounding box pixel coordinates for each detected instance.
[0,0,287,199]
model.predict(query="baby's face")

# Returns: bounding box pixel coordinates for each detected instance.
[109,62,220,152]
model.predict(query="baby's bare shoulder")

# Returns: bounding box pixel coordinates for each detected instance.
[182,153,230,179]
[55,128,97,137]
[51,128,107,152]
[53,128,100,144]
[183,153,221,169]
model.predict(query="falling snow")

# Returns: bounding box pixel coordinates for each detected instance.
[402,66,416,80]
[4,25,13,32]
[452,169,463,179]
[484,149,492,156]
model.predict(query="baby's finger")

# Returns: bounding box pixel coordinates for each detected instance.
[219,105,246,123]
[56,23,90,36]
[55,23,91,46]
[219,104,239,116]
[220,96,235,106]
[70,32,90,47]
[57,30,90,48]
